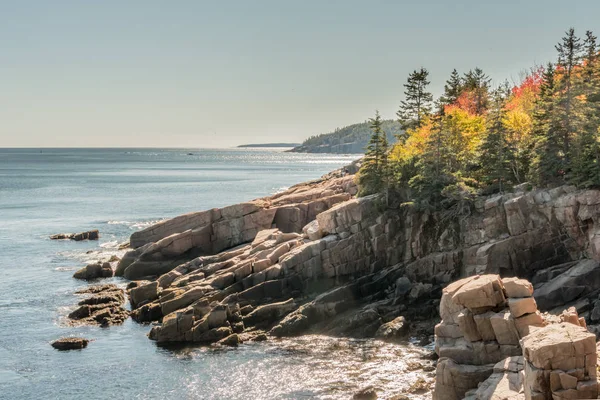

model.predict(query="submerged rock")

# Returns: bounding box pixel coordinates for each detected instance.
[50,230,99,241]
[51,337,89,351]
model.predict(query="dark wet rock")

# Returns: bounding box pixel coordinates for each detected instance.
[534,259,600,311]
[218,334,240,347]
[68,284,128,326]
[394,277,412,300]
[130,302,163,323]
[591,299,600,323]
[242,298,296,326]
[50,230,99,241]
[73,262,113,280]
[252,333,268,342]
[75,284,117,294]
[374,316,409,342]
[51,337,89,351]
[352,386,378,400]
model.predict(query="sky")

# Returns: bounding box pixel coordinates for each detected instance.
[1,0,599,148]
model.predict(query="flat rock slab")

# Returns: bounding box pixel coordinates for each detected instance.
[50,230,99,241]
[51,337,89,350]
[451,274,505,310]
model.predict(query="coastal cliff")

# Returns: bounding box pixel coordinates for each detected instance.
[108,162,600,397]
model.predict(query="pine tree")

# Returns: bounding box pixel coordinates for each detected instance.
[357,110,389,196]
[583,30,598,85]
[530,63,564,186]
[408,101,453,208]
[442,69,463,105]
[572,30,600,187]
[397,67,433,131]
[463,67,491,114]
[479,87,512,192]
[555,28,584,169]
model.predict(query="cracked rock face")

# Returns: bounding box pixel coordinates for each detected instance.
[116,175,357,280]
[110,163,600,398]
[434,274,597,400]
[68,284,128,327]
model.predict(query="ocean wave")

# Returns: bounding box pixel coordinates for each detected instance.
[54,266,78,272]
[272,186,289,194]
[106,219,163,230]
[99,241,119,249]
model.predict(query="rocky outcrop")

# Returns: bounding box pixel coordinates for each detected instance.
[73,262,113,280]
[116,174,357,280]
[521,323,597,399]
[533,259,600,311]
[434,275,543,400]
[113,161,600,359]
[51,337,89,350]
[434,274,597,400]
[50,230,99,241]
[68,284,128,326]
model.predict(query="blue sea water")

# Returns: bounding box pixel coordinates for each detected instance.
[0,148,428,400]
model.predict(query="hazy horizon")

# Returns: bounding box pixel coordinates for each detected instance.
[2,0,599,148]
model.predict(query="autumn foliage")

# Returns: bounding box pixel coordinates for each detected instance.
[359,28,600,212]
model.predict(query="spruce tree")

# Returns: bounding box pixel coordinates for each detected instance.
[583,30,598,85]
[479,87,512,192]
[554,28,584,168]
[397,67,433,131]
[357,110,389,196]
[443,69,463,105]
[463,67,491,114]
[572,30,600,187]
[409,101,452,208]
[530,63,564,186]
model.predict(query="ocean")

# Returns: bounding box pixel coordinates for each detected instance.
[0,148,430,400]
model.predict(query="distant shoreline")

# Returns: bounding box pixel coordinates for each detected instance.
[236,143,301,148]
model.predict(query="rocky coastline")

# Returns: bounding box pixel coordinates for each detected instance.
[54,161,600,399]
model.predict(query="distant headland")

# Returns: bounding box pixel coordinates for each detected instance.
[236,143,301,148]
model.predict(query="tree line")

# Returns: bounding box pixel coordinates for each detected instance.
[357,28,600,214]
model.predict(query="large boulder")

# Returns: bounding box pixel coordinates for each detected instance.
[73,262,113,280]
[128,281,160,308]
[533,259,600,311]
[521,323,597,399]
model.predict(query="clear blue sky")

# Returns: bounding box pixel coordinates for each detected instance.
[1,0,598,148]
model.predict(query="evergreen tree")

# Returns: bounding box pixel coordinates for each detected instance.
[583,30,598,85]
[397,67,433,130]
[463,67,491,114]
[572,30,600,187]
[408,101,454,208]
[442,69,463,105]
[357,110,389,196]
[554,28,584,167]
[479,87,512,192]
[530,63,564,186]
